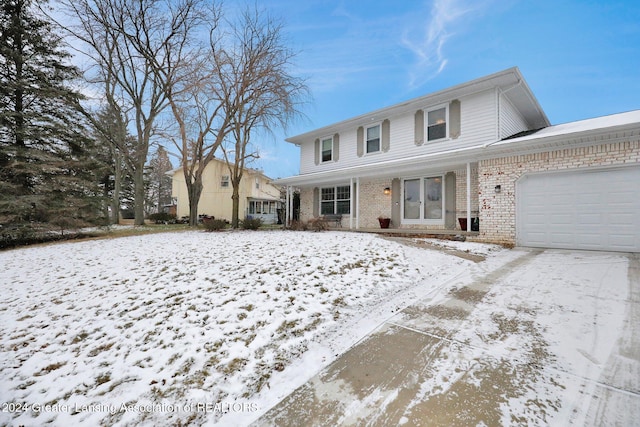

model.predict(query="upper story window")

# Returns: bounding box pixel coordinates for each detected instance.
[255,178,260,189]
[366,124,380,154]
[321,136,333,162]
[221,175,230,188]
[427,105,448,142]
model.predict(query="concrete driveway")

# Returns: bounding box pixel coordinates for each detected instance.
[253,248,640,426]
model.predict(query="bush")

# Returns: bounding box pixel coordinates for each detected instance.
[307,218,328,232]
[148,212,177,224]
[203,218,228,231]
[288,220,308,231]
[241,217,262,230]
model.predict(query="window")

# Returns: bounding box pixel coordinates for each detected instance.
[427,106,447,141]
[320,185,350,214]
[221,175,230,188]
[366,124,380,153]
[321,136,333,162]
[255,178,260,189]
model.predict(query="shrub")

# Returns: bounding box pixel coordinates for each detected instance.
[288,220,308,231]
[203,218,228,232]
[241,217,262,230]
[307,218,328,232]
[148,212,177,224]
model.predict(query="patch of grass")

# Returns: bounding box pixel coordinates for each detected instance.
[72,331,89,344]
[173,357,195,378]
[276,319,299,335]
[333,296,346,306]
[35,361,66,376]
[95,372,111,386]
[87,342,115,357]
[222,357,247,375]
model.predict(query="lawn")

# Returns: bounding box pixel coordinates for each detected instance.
[0,230,491,426]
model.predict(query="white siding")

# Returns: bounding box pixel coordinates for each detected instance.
[299,89,498,175]
[499,93,529,139]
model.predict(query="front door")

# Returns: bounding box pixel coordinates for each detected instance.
[402,176,444,225]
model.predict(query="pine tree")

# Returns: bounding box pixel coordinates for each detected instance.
[145,146,173,216]
[0,0,103,239]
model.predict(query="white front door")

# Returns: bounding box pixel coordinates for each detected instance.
[402,176,444,225]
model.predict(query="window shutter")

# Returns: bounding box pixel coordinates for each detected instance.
[313,187,319,217]
[449,100,461,139]
[333,133,340,161]
[314,138,320,165]
[357,126,364,157]
[381,119,390,152]
[414,110,424,146]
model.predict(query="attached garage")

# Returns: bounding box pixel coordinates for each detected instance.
[517,166,640,252]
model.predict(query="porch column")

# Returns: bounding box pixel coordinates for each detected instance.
[356,177,360,229]
[349,178,354,229]
[287,186,293,227]
[466,162,471,232]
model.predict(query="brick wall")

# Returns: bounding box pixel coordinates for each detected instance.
[358,178,393,228]
[454,166,479,228]
[299,188,314,222]
[476,140,640,245]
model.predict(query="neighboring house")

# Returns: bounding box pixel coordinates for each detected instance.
[170,158,282,224]
[275,67,640,252]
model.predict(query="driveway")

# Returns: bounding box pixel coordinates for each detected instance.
[253,248,640,426]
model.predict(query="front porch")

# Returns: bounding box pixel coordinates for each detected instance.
[288,162,481,233]
[331,226,480,240]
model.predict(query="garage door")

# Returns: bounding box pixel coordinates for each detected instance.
[517,166,640,252]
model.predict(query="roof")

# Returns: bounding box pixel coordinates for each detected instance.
[490,109,640,147]
[275,109,640,186]
[286,67,550,145]
[167,156,274,181]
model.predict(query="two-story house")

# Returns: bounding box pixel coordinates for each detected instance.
[170,157,282,224]
[276,67,640,252]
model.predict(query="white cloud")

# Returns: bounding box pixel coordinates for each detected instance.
[401,0,479,89]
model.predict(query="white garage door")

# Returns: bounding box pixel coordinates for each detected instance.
[517,166,640,252]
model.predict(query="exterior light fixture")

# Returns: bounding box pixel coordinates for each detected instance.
[494,185,501,193]
[383,187,391,195]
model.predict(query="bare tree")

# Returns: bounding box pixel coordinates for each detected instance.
[60,0,205,225]
[218,6,308,228]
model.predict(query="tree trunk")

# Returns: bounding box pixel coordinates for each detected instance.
[133,166,145,225]
[186,178,202,227]
[111,152,122,224]
[231,189,240,228]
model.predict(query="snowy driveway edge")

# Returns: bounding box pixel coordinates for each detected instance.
[255,248,640,426]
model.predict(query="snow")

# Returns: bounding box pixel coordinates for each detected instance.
[0,230,472,426]
[493,109,640,146]
[1,231,636,426]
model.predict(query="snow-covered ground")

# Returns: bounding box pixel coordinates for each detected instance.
[0,230,479,426]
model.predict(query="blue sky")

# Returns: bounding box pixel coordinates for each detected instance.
[251,0,640,179]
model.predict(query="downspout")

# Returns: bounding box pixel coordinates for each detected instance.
[486,79,523,149]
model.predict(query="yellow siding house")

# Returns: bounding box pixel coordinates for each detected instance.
[170,158,282,224]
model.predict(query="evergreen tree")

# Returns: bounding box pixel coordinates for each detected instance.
[145,146,173,215]
[0,0,103,238]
